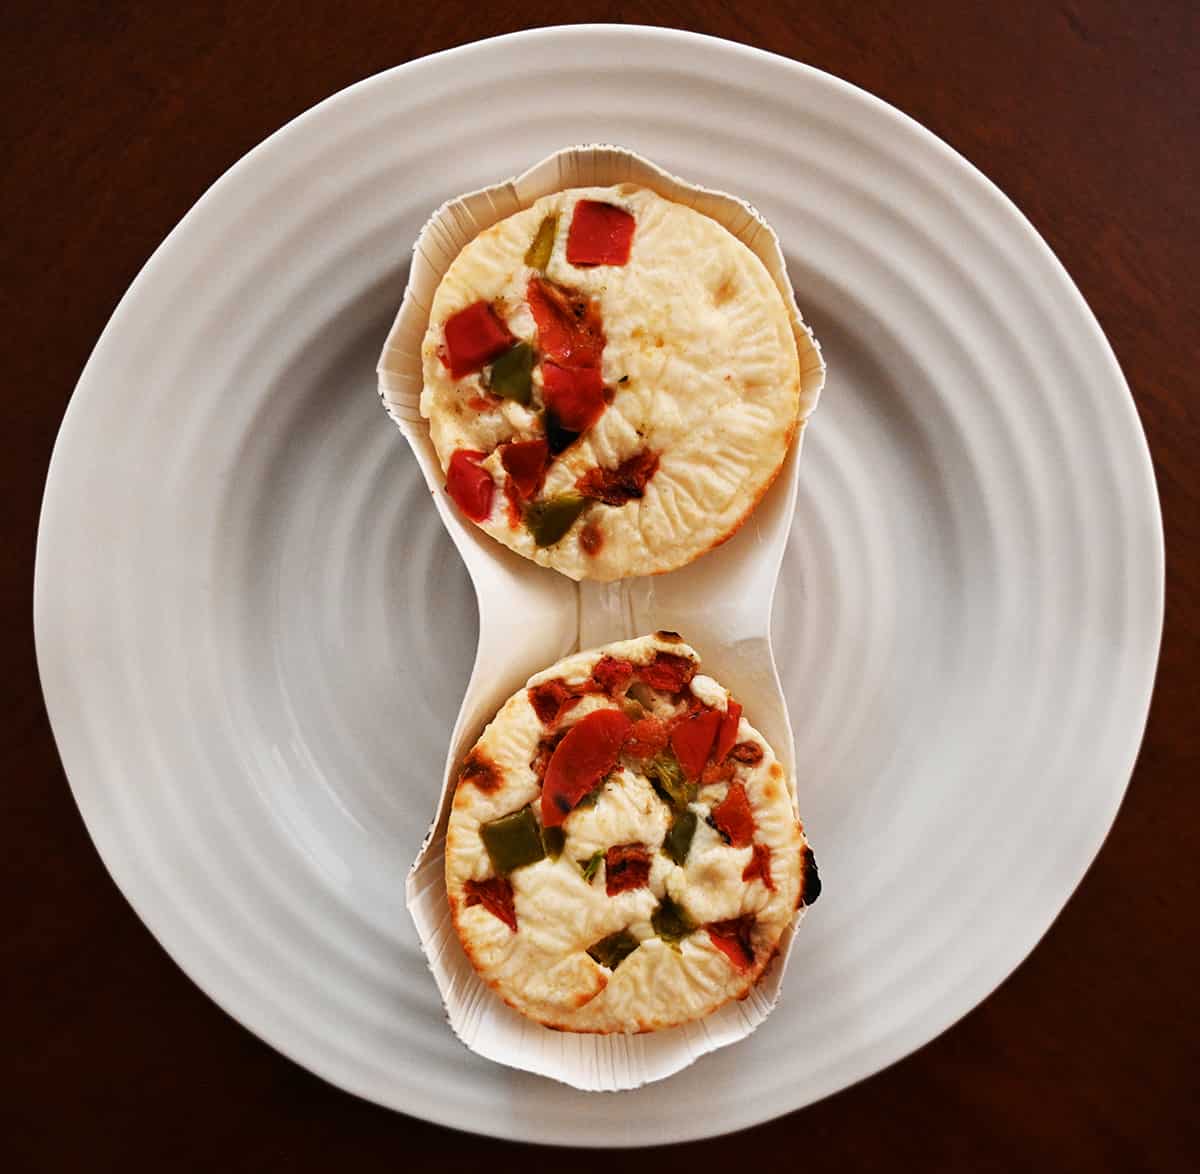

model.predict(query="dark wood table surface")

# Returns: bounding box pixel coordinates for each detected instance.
[5,3,1197,1170]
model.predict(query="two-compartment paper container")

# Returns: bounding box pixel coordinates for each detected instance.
[378,146,824,1090]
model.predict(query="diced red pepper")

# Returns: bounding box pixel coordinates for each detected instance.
[541,709,632,827]
[528,679,581,726]
[669,708,723,780]
[742,843,775,890]
[443,301,514,379]
[729,741,764,764]
[576,449,660,505]
[707,916,756,971]
[591,656,634,694]
[604,843,652,896]
[637,652,696,693]
[567,200,636,267]
[714,700,743,763]
[445,449,495,522]
[463,877,517,932]
[531,734,562,781]
[623,715,669,759]
[526,277,604,367]
[503,477,522,529]
[541,362,607,433]
[711,782,755,847]
[499,438,549,501]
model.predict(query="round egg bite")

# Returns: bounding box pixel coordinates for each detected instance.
[445,633,819,1033]
[421,185,804,580]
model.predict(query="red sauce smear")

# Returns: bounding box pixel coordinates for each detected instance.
[445,449,494,522]
[576,449,660,506]
[528,679,582,726]
[637,652,696,693]
[711,781,755,848]
[499,438,549,501]
[591,656,634,694]
[579,521,604,556]
[669,708,723,780]
[464,877,517,932]
[567,201,636,267]
[443,300,514,379]
[604,843,652,896]
[707,916,756,972]
[541,709,632,827]
[742,843,775,890]
[624,715,669,759]
[713,700,743,763]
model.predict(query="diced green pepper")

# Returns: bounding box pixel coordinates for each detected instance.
[541,823,565,859]
[587,929,640,970]
[525,493,587,547]
[645,753,693,811]
[480,806,545,875]
[620,697,647,721]
[662,809,697,866]
[578,849,604,882]
[488,341,534,405]
[524,214,558,271]
[651,895,696,944]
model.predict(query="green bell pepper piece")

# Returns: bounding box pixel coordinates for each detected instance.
[480,806,545,875]
[525,493,587,547]
[523,215,558,271]
[662,809,698,866]
[488,341,533,405]
[587,929,640,970]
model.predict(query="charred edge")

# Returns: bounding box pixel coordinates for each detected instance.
[801,845,822,905]
[654,629,683,643]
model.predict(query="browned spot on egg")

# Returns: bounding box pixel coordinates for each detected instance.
[712,273,738,306]
[459,749,502,792]
[769,762,783,780]
[761,780,779,803]
[580,521,604,556]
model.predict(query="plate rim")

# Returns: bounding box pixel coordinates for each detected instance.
[34,23,1165,1145]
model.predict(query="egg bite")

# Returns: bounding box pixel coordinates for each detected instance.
[444,632,820,1033]
[420,185,804,580]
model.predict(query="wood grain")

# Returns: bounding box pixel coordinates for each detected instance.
[3,2,1197,1170]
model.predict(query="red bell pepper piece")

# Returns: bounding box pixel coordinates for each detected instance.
[541,362,606,433]
[707,916,755,971]
[669,708,723,780]
[541,709,632,827]
[713,700,743,763]
[463,877,517,932]
[443,300,514,378]
[711,781,755,848]
[445,449,494,522]
[742,843,775,890]
[604,844,652,896]
[567,200,636,267]
[499,438,549,501]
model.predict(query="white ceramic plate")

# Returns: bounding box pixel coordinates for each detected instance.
[35,26,1162,1145]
